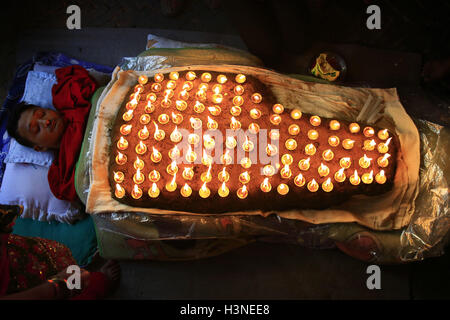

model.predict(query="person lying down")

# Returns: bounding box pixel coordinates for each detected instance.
[6,65,98,203]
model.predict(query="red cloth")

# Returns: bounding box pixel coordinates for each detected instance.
[0,234,10,296]
[49,65,97,202]
[70,271,109,300]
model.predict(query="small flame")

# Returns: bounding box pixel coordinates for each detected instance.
[385,137,392,147]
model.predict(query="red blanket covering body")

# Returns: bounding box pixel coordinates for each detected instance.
[49,65,97,202]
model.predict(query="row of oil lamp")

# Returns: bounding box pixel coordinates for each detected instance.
[113,166,388,200]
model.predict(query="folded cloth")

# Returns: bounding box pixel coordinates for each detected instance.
[48,66,97,202]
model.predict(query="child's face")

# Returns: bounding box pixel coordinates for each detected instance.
[17,107,66,151]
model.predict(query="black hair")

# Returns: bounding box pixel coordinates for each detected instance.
[6,102,37,148]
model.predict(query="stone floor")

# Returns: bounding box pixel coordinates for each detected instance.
[1,0,449,300]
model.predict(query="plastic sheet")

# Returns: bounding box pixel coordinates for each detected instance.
[83,54,448,263]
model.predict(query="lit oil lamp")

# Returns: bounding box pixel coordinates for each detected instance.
[233,95,244,106]
[329,120,340,130]
[217,74,227,84]
[230,117,241,130]
[148,183,160,198]
[230,106,242,117]
[363,127,375,137]
[133,168,145,184]
[131,184,143,199]
[151,147,162,163]
[199,182,211,198]
[342,139,355,150]
[144,101,155,114]
[186,71,196,81]
[288,124,300,136]
[169,71,179,80]
[218,167,230,182]
[310,116,321,127]
[115,184,125,198]
[126,99,137,111]
[122,109,133,122]
[120,124,132,135]
[377,137,392,154]
[182,167,194,180]
[198,83,208,92]
[201,165,213,182]
[375,170,387,184]
[237,185,248,199]
[196,89,207,101]
[176,100,187,111]
[160,94,172,108]
[305,143,316,156]
[281,154,293,165]
[328,136,340,147]
[251,93,262,104]
[285,139,297,151]
[149,170,161,183]
[322,178,334,192]
[290,109,302,120]
[154,73,164,82]
[116,152,127,165]
[307,129,319,140]
[263,165,275,176]
[138,75,148,85]
[359,154,372,168]
[378,129,389,140]
[153,122,165,141]
[134,84,143,93]
[270,114,282,125]
[194,101,205,114]
[140,114,151,125]
[322,149,334,161]
[138,126,149,140]
[280,164,292,179]
[212,84,222,94]
[298,158,310,171]
[334,168,346,183]
[170,126,183,143]
[239,171,251,184]
[218,182,230,197]
[249,108,261,119]
[339,157,352,169]
[242,136,254,152]
[158,114,170,125]
[185,145,197,163]
[117,137,128,150]
[221,150,233,165]
[165,174,177,192]
[248,123,260,134]
[377,153,390,168]
[203,134,215,150]
[294,173,306,187]
[188,134,200,146]
[190,117,202,130]
[240,157,252,169]
[151,83,162,92]
[349,123,360,133]
[260,177,272,192]
[349,170,361,185]
[362,170,374,184]
[168,145,181,160]
[201,72,212,82]
[207,116,219,130]
[113,171,124,183]
[266,144,278,156]
[208,106,221,116]
[180,183,192,198]
[171,112,183,125]
[146,93,157,103]
[272,104,284,114]
[277,183,289,195]
[307,179,319,192]
[212,93,223,104]
[318,163,330,177]
[234,85,244,95]
[269,129,280,140]
[134,157,144,170]
[226,136,237,149]
[235,74,246,83]
[178,89,189,101]
[166,80,177,90]
[363,139,377,151]
[202,149,213,166]
[135,141,147,155]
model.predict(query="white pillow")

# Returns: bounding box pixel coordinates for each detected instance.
[0,162,83,223]
[3,71,56,167]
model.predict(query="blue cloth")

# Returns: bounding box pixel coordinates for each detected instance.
[0,52,114,187]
